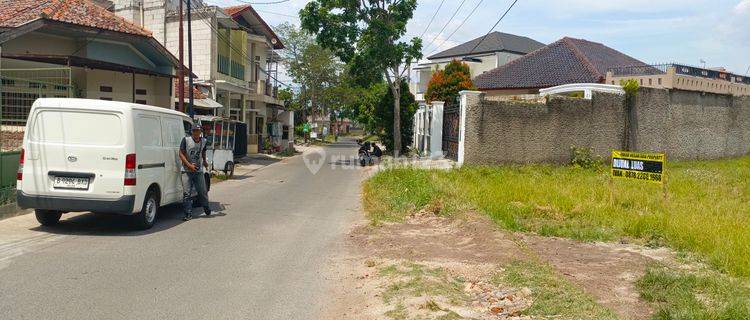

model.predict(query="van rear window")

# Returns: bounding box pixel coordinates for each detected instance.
[31,110,123,146]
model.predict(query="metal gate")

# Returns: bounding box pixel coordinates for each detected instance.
[442,104,460,161]
[0,68,73,204]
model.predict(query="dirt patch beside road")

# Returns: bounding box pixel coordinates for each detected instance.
[350,211,527,264]
[325,211,669,319]
[521,235,666,320]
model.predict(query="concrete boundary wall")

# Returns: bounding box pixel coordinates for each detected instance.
[461,88,750,164]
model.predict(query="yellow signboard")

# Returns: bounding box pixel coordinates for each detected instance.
[611,150,666,184]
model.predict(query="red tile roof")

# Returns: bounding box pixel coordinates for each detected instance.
[0,0,151,37]
[222,4,284,49]
[223,5,247,17]
[174,82,208,100]
[474,37,650,90]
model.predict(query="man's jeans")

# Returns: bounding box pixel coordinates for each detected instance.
[183,172,209,215]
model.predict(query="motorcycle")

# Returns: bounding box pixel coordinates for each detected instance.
[358,141,373,167]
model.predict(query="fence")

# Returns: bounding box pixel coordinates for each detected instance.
[458,88,750,165]
[609,63,750,85]
[0,68,73,204]
[413,101,447,158]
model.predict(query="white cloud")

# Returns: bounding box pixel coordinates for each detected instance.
[736,0,750,13]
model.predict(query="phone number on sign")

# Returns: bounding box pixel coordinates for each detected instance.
[613,169,662,182]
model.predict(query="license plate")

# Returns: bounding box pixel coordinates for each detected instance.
[52,176,90,189]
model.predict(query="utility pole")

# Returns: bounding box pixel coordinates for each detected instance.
[187,0,194,117]
[178,0,185,112]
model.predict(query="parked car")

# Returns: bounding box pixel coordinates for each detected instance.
[16,98,205,229]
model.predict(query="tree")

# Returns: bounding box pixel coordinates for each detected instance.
[275,23,344,131]
[300,0,422,155]
[347,80,416,153]
[425,60,476,104]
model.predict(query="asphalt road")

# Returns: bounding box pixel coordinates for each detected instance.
[0,138,364,320]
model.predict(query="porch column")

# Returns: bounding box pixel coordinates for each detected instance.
[429,101,444,158]
[223,92,231,118]
[240,95,246,123]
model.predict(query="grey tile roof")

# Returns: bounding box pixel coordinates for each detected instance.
[427,31,545,60]
[474,37,650,90]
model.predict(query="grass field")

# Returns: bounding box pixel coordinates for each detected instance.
[363,156,750,278]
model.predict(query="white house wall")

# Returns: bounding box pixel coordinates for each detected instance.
[164,17,214,81]
[1,32,77,56]
[83,69,171,107]
[413,52,524,96]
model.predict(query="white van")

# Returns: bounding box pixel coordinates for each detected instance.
[17,98,203,229]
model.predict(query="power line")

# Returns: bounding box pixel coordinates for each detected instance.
[423,0,468,53]
[418,0,446,39]
[427,0,484,56]
[466,0,520,56]
[228,0,291,4]
[183,0,292,88]
[255,9,299,19]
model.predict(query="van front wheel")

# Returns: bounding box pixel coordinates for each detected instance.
[133,191,158,230]
[35,210,62,226]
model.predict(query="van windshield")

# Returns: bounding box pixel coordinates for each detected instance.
[31,110,124,146]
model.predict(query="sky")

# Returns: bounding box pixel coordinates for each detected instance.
[207,0,750,80]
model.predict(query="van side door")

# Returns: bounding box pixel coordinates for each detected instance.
[134,113,165,202]
[160,116,185,204]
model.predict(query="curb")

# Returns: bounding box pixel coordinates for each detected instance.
[0,202,32,221]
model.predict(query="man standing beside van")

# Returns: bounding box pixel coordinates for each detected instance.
[179,124,211,221]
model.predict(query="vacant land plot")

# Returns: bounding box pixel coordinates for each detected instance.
[364,157,750,277]
[362,157,750,319]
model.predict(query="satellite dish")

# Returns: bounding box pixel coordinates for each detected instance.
[271,38,278,44]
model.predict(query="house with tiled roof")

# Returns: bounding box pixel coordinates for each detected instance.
[474,37,650,96]
[411,32,545,100]
[108,0,291,153]
[0,0,182,126]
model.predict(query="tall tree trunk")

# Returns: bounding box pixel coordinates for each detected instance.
[391,81,401,156]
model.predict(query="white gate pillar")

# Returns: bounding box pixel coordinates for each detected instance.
[458,90,483,165]
[416,101,428,153]
[429,101,444,158]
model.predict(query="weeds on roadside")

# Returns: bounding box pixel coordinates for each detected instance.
[569,146,603,170]
[363,156,750,278]
[495,260,618,319]
[637,264,750,319]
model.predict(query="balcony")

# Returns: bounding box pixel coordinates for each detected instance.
[230,60,245,80]
[249,79,283,105]
[218,55,230,75]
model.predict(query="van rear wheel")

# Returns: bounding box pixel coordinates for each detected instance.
[133,191,158,230]
[35,210,62,226]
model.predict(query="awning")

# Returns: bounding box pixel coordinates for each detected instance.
[175,97,224,109]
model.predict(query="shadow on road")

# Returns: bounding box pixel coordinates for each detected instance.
[29,201,226,236]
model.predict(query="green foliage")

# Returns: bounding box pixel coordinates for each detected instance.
[620,79,639,97]
[300,0,422,153]
[425,60,476,104]
[566,91,585,98]
[569,146,603,169]
[275,147,297,157]
[497,261,618,318]
[275,22,345,123]
[363,156,750,278]
[637,265,750,319]
[294,123,305,137]
[352,81,416,154]
[300,1,422,82]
